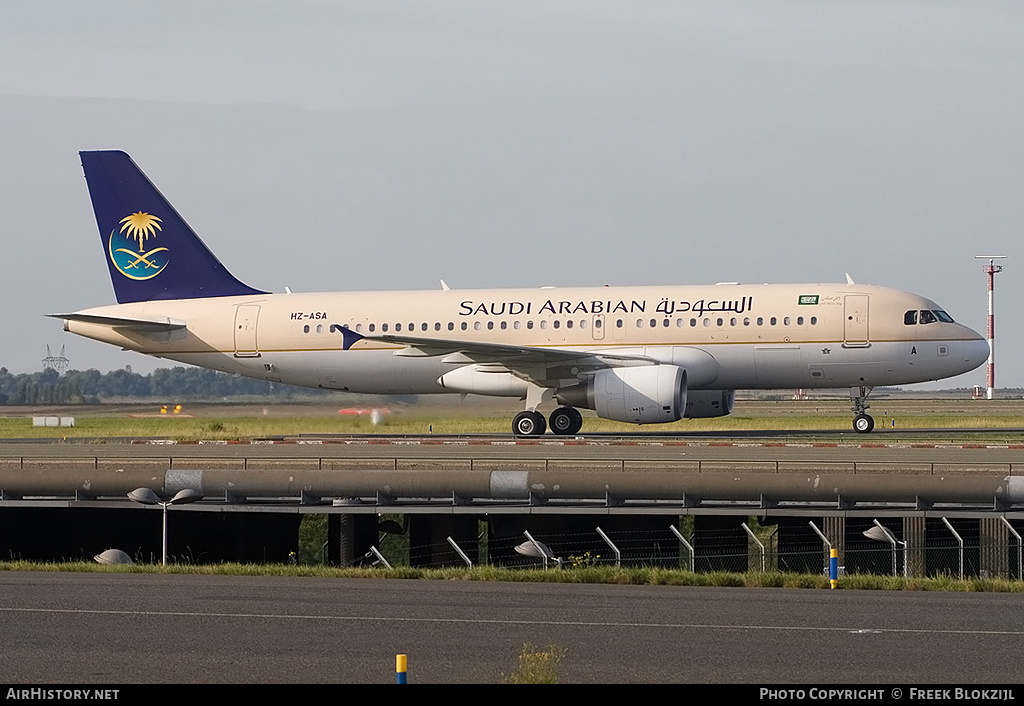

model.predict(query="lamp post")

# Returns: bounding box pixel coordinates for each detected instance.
[128,488,203,565]
[863,520,907,578]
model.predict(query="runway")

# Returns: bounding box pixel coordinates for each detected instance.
[0,571,1021,684]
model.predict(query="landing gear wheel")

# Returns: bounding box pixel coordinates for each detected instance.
[549,406,583,436]
[853,414,875,433]
[513,410,547,437]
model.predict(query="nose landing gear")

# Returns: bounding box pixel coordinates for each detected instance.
[851,386,875,433]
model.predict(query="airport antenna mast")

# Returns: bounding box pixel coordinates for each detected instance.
[975,255,1007,400]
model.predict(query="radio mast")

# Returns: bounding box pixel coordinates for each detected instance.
[975,255,1007,400]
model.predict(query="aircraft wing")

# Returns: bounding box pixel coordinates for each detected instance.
[365,333,656,384]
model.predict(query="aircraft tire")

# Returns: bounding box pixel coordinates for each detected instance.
[549,407,583,435]
[853,414,875,433]
[513,410,547,437]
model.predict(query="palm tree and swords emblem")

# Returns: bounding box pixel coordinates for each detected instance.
[108,211,169,280]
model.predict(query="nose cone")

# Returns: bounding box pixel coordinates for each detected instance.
[957,326,990,374]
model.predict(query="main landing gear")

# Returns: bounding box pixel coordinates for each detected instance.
[851,385,874,433]
[512,406,583,437]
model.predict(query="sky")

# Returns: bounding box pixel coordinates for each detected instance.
[1,1,1022,390]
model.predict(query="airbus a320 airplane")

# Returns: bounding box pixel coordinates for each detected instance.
[54,151,989,436]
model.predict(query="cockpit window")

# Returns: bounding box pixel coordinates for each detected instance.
[906,309,954,325]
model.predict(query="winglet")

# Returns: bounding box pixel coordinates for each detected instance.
[845,273,856,285]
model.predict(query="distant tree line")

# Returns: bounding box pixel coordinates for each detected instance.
[0,366,336,405]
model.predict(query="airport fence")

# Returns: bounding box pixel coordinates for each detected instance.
[361,522,1024,580]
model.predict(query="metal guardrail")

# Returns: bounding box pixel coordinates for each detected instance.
[1,457,1023,508]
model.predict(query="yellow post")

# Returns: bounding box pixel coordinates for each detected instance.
[396,654,407,684]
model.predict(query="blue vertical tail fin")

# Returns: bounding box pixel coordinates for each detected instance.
[80,150,266,303]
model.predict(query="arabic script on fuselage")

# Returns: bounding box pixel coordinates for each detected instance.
[458,296,753,317]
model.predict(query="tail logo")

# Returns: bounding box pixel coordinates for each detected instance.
[108,211,170,280]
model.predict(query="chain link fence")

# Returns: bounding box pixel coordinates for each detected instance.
[305,515,1024,579]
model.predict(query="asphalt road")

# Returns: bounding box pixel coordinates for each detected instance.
[1,572,1022,684]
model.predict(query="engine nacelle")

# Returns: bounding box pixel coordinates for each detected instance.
[683,389,735,418]
[557,365,687,424]
[437,365,529,397]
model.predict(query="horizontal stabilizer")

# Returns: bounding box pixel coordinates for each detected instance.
[47,313,187,332]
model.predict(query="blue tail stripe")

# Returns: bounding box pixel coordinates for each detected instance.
[81,150,267,303]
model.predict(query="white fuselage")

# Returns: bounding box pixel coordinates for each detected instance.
[64,282,988,395]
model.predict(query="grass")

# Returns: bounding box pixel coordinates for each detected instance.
[2,560,1022,591]
[1,406,1022,441]
[503,644,567,684]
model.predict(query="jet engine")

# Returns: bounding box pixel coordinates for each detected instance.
[556,365,687,424]
[683,389,735,418]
